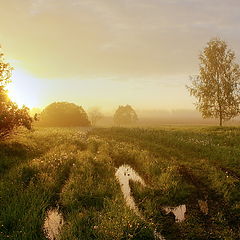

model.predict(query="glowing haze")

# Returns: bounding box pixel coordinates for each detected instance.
[2,0,240,112]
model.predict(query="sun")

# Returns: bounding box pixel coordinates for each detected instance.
[6,68,42,109]
[7,83,27,107]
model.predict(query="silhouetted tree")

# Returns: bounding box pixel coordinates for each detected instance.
[114,105,138,126]
[39,102,90,127]
[88,107,103,127]
[0,47,33,139]
[187,38,240,126]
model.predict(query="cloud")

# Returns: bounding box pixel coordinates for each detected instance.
[1,0,240,80]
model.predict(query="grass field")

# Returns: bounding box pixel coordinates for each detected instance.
[0,126,240,239]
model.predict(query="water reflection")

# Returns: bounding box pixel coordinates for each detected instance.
[164,205,186,222]
[43,208,64,240]
[116,165,166,240]
[115,165,145,215]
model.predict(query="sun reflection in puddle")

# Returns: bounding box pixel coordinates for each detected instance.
[115,165,145,214]
[115,165,166,240]
[164,204,186,222]
[43,208,64,240]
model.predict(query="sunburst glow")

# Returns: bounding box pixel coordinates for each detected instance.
[6,68,42,109]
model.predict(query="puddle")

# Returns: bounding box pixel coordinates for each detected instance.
[115,165,146,214]
[43,208,64,240]
[164,204,186,222]
[198,200,208,215]
[116,165,166,240]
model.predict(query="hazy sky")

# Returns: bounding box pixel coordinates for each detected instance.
[1,0,240,111]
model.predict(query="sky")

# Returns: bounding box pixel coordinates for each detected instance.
[1,0,240,112]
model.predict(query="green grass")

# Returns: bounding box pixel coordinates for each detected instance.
[0,126,240,239]
[90,127,240,239]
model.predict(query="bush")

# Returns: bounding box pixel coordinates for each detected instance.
[114,105,138,126]
[38,102,91,127]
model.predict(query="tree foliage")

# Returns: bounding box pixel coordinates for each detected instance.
[39,102,90,127]
[187,38,240,126]
[0,47,32,138]
[114,105,138,126]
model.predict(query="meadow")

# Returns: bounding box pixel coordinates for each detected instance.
[0,126,240,240]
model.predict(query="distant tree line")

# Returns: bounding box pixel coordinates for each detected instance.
[37,103,138,127]
[0,46,139,138]
[2,37,240,138]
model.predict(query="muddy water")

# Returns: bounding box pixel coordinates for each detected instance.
[164,204,186,222]
[43,208,64,240]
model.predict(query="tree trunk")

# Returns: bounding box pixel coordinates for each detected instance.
[219,99,223,127]
[220,117,222,127]
[219,108,223,126]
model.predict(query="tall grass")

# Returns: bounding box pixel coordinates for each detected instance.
[91,127,240,239]
[1,126,240,239]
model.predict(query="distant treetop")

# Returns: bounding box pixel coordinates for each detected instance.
[39,102,90,127]
[114,105,138,126]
